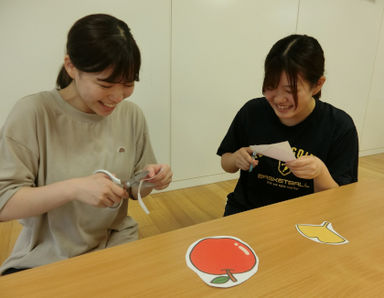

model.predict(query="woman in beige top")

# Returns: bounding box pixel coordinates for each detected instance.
[0,13,172,275]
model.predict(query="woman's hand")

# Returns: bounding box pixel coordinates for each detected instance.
[143,164,173,190]
[285,155,338,192]
[0,173,128,220]
[72,173,128,208]
[285,155,325,180]
[221,147,259,173]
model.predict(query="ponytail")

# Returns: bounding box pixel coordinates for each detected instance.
[313,90,321,100]
[56,65,72,89]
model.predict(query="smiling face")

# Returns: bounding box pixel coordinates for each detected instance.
[61,56,135,116]
[263,71,324,126]
[73,70,134,116]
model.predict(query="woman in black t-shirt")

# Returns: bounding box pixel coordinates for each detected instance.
[217,34,358,216]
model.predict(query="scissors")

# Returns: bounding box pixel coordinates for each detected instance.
[94,169,150,209]
[249,151,259,173]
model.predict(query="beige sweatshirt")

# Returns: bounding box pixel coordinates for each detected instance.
[0,89,156,273]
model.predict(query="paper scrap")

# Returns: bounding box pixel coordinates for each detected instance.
[136,168,164,214]
[137,179,150,214]
[250,141,296,162]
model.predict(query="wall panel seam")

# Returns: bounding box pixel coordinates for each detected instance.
[295,0,301,33]
[360,4,384,149]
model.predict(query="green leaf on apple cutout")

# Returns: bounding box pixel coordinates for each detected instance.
[211,276,230,284]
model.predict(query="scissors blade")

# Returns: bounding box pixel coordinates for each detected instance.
[123,170,149,188]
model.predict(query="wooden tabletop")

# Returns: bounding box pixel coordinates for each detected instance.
[1,178,383,297]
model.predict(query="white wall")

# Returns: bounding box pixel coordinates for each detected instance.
[171,0,299,188]
[296,0,384,156]
[0,0,171,165]
[1,0,383,191]
[361,7,384,155]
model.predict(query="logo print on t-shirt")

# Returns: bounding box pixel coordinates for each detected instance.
[117,146,126,153]
[278,161,291,176]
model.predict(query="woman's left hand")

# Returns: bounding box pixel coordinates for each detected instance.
[143,164,173,190]
[285,155,325,180]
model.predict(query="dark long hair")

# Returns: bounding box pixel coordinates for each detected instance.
[56,14,141,89]
[262,34,325,104]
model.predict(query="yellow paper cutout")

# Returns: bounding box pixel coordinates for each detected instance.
[296,221,348,245]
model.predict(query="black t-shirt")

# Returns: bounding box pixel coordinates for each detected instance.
[217,97,358,210]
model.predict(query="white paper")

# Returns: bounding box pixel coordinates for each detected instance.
[250,141,296,162]
[136,168,164,214]
[136,179,149,214]
[186,236,259,288]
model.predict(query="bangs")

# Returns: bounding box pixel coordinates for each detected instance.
[284,59,299,103]
[262,56,300,104]
[262,57,283,92]
[83,47,141,83]
[102,50,140,83]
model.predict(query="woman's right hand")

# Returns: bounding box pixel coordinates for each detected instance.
[71,173,128,208]
[233,147,259,171]
[0,173,128,221]
[221,147,259,173]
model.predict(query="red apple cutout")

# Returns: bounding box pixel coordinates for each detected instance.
[186,236,259,287]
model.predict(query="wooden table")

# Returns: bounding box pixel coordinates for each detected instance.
[1,178,383,297]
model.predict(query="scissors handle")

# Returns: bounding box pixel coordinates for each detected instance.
[249,151,258,173]
[93,169,124,209]
[94,169,122,186]
[93,169,152,213]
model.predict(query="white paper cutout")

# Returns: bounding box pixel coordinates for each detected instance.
[250,141,296,162]
[186,236,259,288]
[135,168,164,214]
[137,179,150,214]
[296,221,349,245]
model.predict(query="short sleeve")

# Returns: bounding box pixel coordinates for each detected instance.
[217,107,247,156]
[0,100,39,210]
[326,120,359,186]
